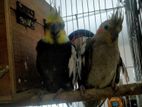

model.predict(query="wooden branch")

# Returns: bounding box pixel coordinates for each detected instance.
[5,82,142,106]
[27,82,142,105]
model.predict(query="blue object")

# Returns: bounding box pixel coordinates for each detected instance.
[69,29,94,41]
[111,101,119,107]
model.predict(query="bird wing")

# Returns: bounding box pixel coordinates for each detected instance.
[116,56,129,84]
[79,38,94,88]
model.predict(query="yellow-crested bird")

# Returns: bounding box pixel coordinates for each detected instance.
[36,7,77,93]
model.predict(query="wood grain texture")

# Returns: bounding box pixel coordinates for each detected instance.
[29,83,142,105]
[9,0,52,92]
[0,0,53,101]
[0,0,11,97]
[1,83,142,106]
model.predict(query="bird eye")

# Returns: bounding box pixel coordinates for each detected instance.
[104,25,109,30]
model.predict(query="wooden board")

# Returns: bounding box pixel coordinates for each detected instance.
[0,0,11,97]
[10,0,51,92]
[0,0,53,102]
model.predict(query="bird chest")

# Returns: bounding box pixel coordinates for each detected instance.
[0,0,51,103]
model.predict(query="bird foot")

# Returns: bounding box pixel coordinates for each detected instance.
[53,88,64,99]
[79,85,86,95]
[111,83,119,91]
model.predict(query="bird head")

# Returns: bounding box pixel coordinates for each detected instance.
[96,8,123,43]
[45,8,65,36]
[43,7,69,44]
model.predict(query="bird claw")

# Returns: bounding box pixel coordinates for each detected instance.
[111,83,119,91]
[79,85,86,95]
[53,88,64,99]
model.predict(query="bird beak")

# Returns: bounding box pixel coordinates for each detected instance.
[111,32,119,42]
[50,24,60,36]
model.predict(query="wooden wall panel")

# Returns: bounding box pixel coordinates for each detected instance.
[0,0,53,101]
[9,0,52,92]
[0,0,11,97]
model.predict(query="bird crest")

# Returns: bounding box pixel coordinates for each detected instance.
[111,7,124,29]
[46,7,64,24]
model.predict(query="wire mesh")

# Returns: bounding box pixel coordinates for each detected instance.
[125,0,142,106]
[41,0,142,106]
[125,0,142,81]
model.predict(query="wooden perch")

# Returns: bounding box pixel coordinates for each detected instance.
[21,82,142,105]
[6,82,142,106]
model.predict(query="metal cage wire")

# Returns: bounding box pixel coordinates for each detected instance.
[125,0,142,81]
[125,0,142,106]
[42,0,142,107]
